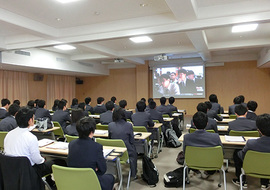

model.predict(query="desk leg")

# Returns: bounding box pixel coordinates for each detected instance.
[116,157,123,190]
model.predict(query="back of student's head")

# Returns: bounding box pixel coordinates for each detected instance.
[119,100,127,108]
[76,117,96,139]
[38,99,46,108]
[140,98,146,103]
[233,96,241,104]
[97,97,104,104]
[71,109,84,124]
[148,98,154,104]
[238,95,245,103]
[113,107,126,122]
[27,100,35,109]
[16,107,34,128]
[61,98,68,104]
[256,114,270,136]
[193,111,208,129]
[34,99,39,107]
[196,103,208,113]
[136,101,146,112]
[209,94,218,103]
[235,104,247,116]
[247,100,258,112]
[111,96,117,103]
[78,102,86,111]
[105,101,114,111]
[169,97,175,104]
[160,97,166,105]
[71,98,78,106]
[1,98,10,107]
[149,101,156,109]
[58,100,66,110]
[13,100,20,106]
[53,99,60,107]
[8,104,20,116]
[204,101,212,110]
[85,97,91,105]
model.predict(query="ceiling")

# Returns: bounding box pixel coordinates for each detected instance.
[0,0,270,75]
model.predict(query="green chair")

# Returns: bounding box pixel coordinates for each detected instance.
[52,165,101,190]
[229,130,260,137]
[0,131,8,152]
[152,120,164,156]
[162,114,170,118]
[240,150,270,190]
[126,119,132,123]
[189,128,215,133]
[52,121,66,141]
[65,134,79,142]
[96,124,109,130]
[229,115,237,119]
[183,146,226,190]
[133,126,152,157]
[95,138,131,189]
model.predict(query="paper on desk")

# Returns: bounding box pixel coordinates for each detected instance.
[103,149,114,158]
[95,130,108,135]
[186,124,191,129]
[38,139,55,147]
[46,142,69,149]
[225,135,245,142]
[217,126,226,130]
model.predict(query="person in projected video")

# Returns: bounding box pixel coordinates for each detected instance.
[177,69,196,94]
[158,74,180,96]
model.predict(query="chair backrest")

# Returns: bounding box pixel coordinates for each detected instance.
[185,146,224,170]
[126,119,132,123]
[52,165,101,190]
[153,119,160,123]
[96,124,109,130]
[229,114,237,119]
[0,131,8,150]
[162,114,170,118]
[95,138,129,163]
[229,130,260,137]
[52,121,65,139]
[189,128,215,134]
[65,135,79,142]
[243,150,270,179]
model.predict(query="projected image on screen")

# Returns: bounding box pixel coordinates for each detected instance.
[153,65,205,98]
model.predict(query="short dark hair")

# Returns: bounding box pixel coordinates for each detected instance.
[71,98,78,106]
[111,96,117,103]
[1,99,10,107]
[61,98,67,104]
[76,117,96,139]
[15,107,34,128]
[105,101,114,111]
[27,100,35,109]
[34,99,39,106]
[13,100,20,106]
[160,97,166,105]
[136,101,146,112]
[160,74,170,80]
[148,98,154,104]
[8,104,20,116]
[193,111,208,129]
[204,101,212,109]
[112,107,126,122]
[256,114,270,136]
[235,104,247,116]
[238,95,245,103]
[58,100,66,110]
[247,100,258,112]
[178,69,187,75]
[140,98,146,102]
[78,102,86,111]
[97,97,104,104]
[196,102,207,113]
[85,97,91,105]
[233,96,241,104]
[169,97,175,104]
[209,94,218,103]
[71,109,85,124]
[38,100,46,108]
[149,101,156,109]
[119,100,127,108]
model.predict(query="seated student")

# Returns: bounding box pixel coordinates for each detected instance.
[183,111,223,177]
[0,104,20,131]
[35,99,53,128]
[191,103,218,133]
[78,102,89,117]
[0,98,10,119]
[52,99,60,111]
[205,101,223,121]
[111,96,119,109]
[66,109,85,136]
[27,100,36,113]
[156,97,172,117]
[145,98,153,112]
[67,117,115,190]
[52,100,71,133]
[232,114,270,189]
[85,97,94,114]
[93,97,107,114]
[167,96,177,114]
[108,108,138,179]
[148,101,164,124]
[100,101,114,125]
[229,96,241,115]
[239,95,247,107]
[228,104,257,132]
[209,94,222,114]
[70,98,78,109]
[119,99,132,121]
[132,100,154,129]
[246,100,258,121]
[13,99,20,106]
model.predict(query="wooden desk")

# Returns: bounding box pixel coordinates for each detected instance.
[32,126,60,133]
[219,114,230,118]
[126,109,135,112]
[31,127,60,140]
[217,118,235,124]
[94,130,151,140]
[153,123,163,128]
[89,114,100,119]
[163,117,174,122]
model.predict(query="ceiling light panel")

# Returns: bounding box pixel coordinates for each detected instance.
[129,36,153,43]
[232,23,258,33]
[54,44,76,50]
[55,0,80,4]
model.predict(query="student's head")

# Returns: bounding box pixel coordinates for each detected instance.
[170,72,176,81]
[204,101,212,110]
[105,101,114,111]
[160,97,166,105]
[27,100,35,109]
[34,99,39,107]
[53,99,59,107]
[58,100,67,110]
[61,98,68,104]
[113,107,126,122]
[247,100,258,112]
[149,101,156,109]
[169,97,175,104]
[119,100,127,109]
[140,98,146,103]
[8,104,20,116]
[38,99,46,108]
[209,94,218,103]
[256,114,270,137]
[71,109,85,124]
[78,102,86,111]
[85,97,91,105]
[148,98,153,104]
[15,107,34,128]
[71,98,78,106]
[160,74,170,88]
[233,96,241,104]
[111,96,117,103]
[196,102,207,113]
[76,117,96,139]
[178,69,187,81]
[193,111,208,129]
[187,70,195,80]
[97,97,104,104]
[235,104,247,116]
[136,100,146,112]
[1,98,10,107]
[13,100,20,106]
[238,95,245,103]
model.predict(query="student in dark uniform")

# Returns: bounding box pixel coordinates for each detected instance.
[119,99,132,121]
[85,97,94,114]
[52,100,71,133]
[156,97,171,117]
[246,100,258,121]
[100,101,114,125]
[93,97,107,114]
[0,98,10,119]
[132,101,154,129]
[0,103,20,131]
[205,101,223,121]
[229,96,241,115]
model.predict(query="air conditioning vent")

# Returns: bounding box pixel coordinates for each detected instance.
[14,50,30,56]
[56,57,65,62]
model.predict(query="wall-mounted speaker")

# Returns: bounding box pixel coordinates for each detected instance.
[76,78,83,84]
[33,74,44,81]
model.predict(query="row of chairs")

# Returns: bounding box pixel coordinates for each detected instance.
[189,128,260,137]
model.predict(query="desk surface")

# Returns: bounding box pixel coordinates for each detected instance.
[94,130,151,140]
[219,114,230,118]
[163,117,174,122]
[89,114,100,119]
[185,124,228,132]
[217,118,235,124]
[32,126,60,133]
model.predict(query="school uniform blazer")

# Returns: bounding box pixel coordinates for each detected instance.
[183,130,223,154]
[246,111,257,121]
[93,105,107,114]
[210,102,221,114]
[123,110,132,120]
[0,116,17,131]
[0,109,7,119]
[148,109,164,123]
[190,117,218,133]
[228,104,240,115]
[228,117,257,132]
[131,112,154,128]
[207,110,223,121]
[156,105,172,117]
[35,108,52,121]
[52,110,71,131]
[85,105,93,114]
[100,111,113,125]
[167,104,177,114]
[65,123,78,136]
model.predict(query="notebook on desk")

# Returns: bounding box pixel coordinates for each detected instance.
[38,139,55,147]
[103,149,114,158]
[46,142,69,149]
[225,135,245,142]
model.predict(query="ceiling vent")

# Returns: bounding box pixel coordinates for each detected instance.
[14,50,30,56]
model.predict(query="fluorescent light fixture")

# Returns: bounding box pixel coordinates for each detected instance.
[129,36,152,43]
[55,0,79,4]
[232,23,258,33]
[54,44,76,50]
